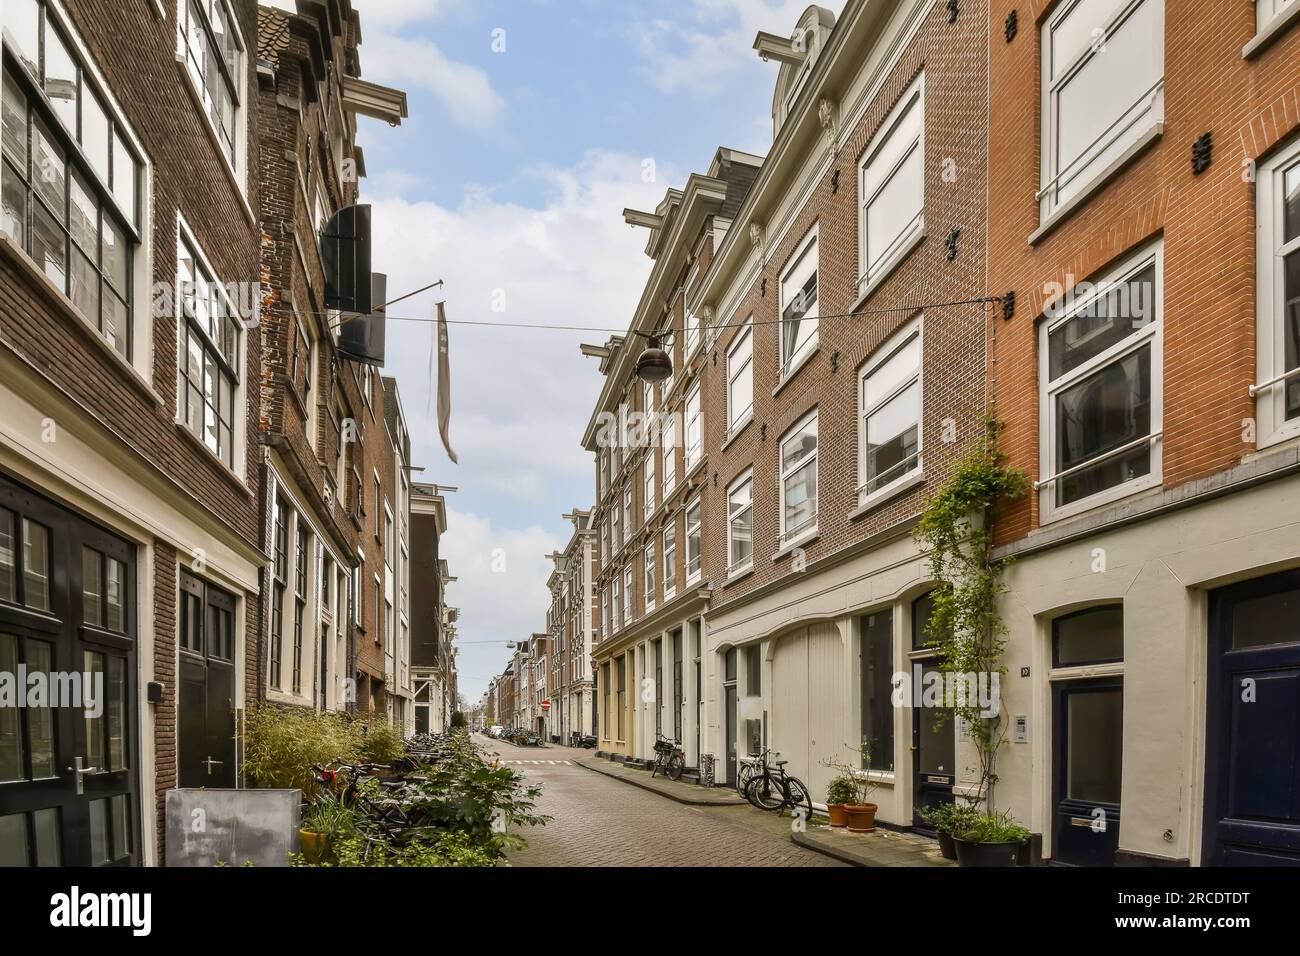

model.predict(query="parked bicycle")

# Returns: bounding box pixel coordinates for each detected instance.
[742,749,813,820]
[651,734,685,780]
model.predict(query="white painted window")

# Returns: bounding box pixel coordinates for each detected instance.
[684,383,702,471]
[779,225,819,375]
[684,264,702,357]
[1040,0,1164,221]
[623,483,633,538]
[644,541,656,613]
[727,318,754,434]
[177,224,242,469]
[623,564,633,627]
[662,521,677,601]
[602,584,611,640]
[611,495,621,552]
[600,521,609,569]
[859,74,924,292]
[178,0,245,173]
[859,317,923,502]
[685,498,702,584]
[1257,0,1298,35]
[662,414,678,497]
[779,409,818,543]
[644,453,656,519]
[1254,137,1300,448]
[726,471,754,575]
[1039,242,1163,520]
[1,2,142,360]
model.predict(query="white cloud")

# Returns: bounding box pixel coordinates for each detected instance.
[359,33,505,129]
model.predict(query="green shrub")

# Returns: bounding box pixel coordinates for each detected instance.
[957,809,1030,845]
[826,776,856,805]
[243,707,363,794]
[922,800,981,836]
[359,720,406,764]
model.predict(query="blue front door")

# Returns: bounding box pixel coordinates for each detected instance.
[1204,569,1300,866]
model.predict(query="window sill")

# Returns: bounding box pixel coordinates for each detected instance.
[772,344,820,399]
[853,225,926,311]
[1243,4,1300,58]
[1029,123,1163,246]
[852,469,926,520]
[686,570,703,588]
[1249,423,1300,459]
[723,564,754,586]
[0,233,161,407]
[774,529,818,560]
[720,413,754,453]
[174,55,254,228]
[1037,473,1163,527]
[174,419,250,494]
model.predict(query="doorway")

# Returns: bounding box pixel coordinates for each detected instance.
[1204,569,1300,865]
[723,647,737,784]
[911,593,954,831]
[0,472,138,866]
[177,571,237,789]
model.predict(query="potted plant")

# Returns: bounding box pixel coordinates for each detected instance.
[825,775,856,827]
[820,744,880,833]
[922,801,981,860]
[951,809,1030,867]
[298,797,356,865]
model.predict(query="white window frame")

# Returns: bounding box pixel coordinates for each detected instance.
[726,317,755,436]
[779,224,820,378]
[684,383,703,472]
[1039,0,1165,224]
[623,483,633,538]
[644,453,656,519]
[662,414,678,497]
[662,521,677,602]
[1249,0,1300,54]
[176,0,248,190]
[779,408,819,545]
[1038,241,1164,523]
[685,497,702,585]
[623,564,634,627]
[726,470,754,577]
[858,73,925,297]
[858,316,924,507]
[644,541,656,614]
[1254,136,1300,449]
[684,264,702,358]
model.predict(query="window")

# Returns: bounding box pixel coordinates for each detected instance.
[745,644,761,696]
[1,6,140,360]
[1053,605,1123,667]
[644,542,656,613]
[1258,0,1299,34]
[860,75,924,291]
[602,662,611,738]
[292,521,310,696]
[1254,137,1300,447]
[684,383,702,471]
[662,414,677,496]
[270,498,287,688]
[726,319,754,433]
[860,609,894,772]
[179,0,244,169]
[599,450,608,498]
[622,484,632,539]
[601,584,610,640]
[685,499,702,583]
[662,522,677,601]
[178,231,240,467]
[600,521,608,569]
[859,318,922,501]
[611,575,621,634]
[779,410,818,543]
[726,472,753,575]
[684,266,701,356]
[644,453,656,519]
[1040,0,1163,221]
[289,309,313,405]
[779,226,819,375]
[1040,243,1162,518]
[611,495,621,553]
[623,565,633,626]
[616,656,626,739]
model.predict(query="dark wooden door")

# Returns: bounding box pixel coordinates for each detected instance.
[1053,678,1123,865]
[0,472,137,866]
[1204,569,1300,865]
[177,572,236,789]
[912,660,955,830]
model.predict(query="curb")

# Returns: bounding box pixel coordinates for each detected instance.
[791,830,866,867]
[574,759,746,806]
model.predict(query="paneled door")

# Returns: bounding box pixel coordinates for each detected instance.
[0,472,137,866]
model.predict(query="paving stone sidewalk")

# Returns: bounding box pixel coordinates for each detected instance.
[794,824,956,867]
[574,756,746,805]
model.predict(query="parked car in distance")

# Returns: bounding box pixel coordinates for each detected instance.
[489,725,504,738]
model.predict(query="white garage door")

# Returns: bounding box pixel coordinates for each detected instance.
[771,622,845,805]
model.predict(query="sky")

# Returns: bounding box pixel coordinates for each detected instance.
[276,0,846,703]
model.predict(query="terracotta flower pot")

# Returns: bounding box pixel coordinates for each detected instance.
[826,803,849,827]
[299,829,327,864]
[844,803,878,833]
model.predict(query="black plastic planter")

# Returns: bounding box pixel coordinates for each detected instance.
[937,830,958,861]
[952,837,1021,867]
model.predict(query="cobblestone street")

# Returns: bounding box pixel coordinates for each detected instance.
[492,743,847,867]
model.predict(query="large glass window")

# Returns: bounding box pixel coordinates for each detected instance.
[685,498,702,583]
[726,319,754,433]
[859,319,922,500]
[1255,138,1300,446]
[860,76,923,289]
[1040,0,1163,219]
[860,609,893,772]
[662,414,677,496]
[662,521,677,601]
[684,383,702,472]
[180,0,243,168]
[1053,605,1123,667]
[178,234,240,467]
[779,410,818,542]
[2,6,140,359]
[779,227,819,374]
[644,542,656,612]
[644,453,656,519]
[623,564,633,626]
[1041,245,1161,515]
[726,473,753,575]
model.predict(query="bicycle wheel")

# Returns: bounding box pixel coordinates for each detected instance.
[666,753,684,781]
[745,773,786,811]
[735,762,756,795]
[782,775,814,821]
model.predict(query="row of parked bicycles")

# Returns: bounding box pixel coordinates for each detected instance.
[650,736,813,820]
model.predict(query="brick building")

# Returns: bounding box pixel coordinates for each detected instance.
[981,0,1300,866]
[545,508,596,744]
[410,481,456,734]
